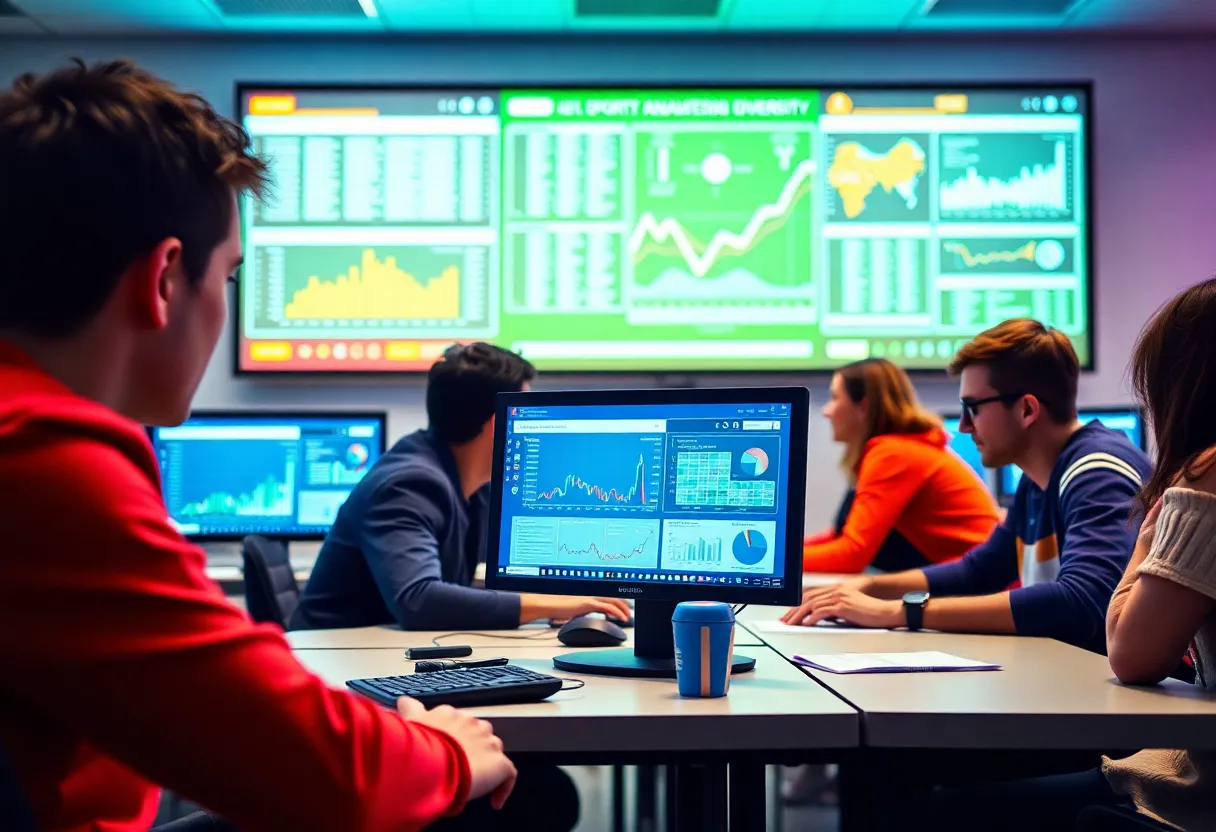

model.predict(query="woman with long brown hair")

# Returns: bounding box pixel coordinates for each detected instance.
[912,279,1216,831]
[803,358,999,573]
[1098,276,1216,830]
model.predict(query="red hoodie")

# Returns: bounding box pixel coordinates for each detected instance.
[0,341,471,832]
[803,428,1000,573]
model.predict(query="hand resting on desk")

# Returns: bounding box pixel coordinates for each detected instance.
[781,578,905,629]
[521,594,632,627]
[397,697,517,809]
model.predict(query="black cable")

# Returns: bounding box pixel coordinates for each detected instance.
[732,604,748,617]
[431,630,557,647]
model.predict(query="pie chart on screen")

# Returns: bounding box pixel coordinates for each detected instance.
[346,442,370,471]
[740,447,769,476]
[733,529,768,566]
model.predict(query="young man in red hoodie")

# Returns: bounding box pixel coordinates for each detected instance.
[0,59,517,832]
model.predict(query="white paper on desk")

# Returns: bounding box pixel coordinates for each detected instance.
[750,620,875,634]
[792,651,1001,674]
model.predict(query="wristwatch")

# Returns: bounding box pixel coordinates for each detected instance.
[902,591,930,632]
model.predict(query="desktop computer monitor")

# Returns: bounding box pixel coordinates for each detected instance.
[941,414,987,485]
[484,386,810,678]
[997,406,1146,500]
[149,410,388,541]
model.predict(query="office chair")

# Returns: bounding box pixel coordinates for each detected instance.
[240,535,299,629]
[1076,805,1175,831]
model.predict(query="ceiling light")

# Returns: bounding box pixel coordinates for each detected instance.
[357,0,378,17]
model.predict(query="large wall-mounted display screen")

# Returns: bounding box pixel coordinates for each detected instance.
[237,85,1090,373]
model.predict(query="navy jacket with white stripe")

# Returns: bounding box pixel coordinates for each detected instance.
[923,421,1152,655]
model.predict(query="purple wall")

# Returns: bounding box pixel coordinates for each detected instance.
[0,34,1210,528]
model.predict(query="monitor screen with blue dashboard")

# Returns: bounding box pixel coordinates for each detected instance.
[149,411,387,540]
[485,387,809,607]
[998,407,1145,498]
[942,414,987,485]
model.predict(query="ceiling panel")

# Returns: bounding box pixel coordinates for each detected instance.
[5,0,1216,34]
[904,13,1070,30]
[378,0,474,29]
[467,0,565,29]
[725,0,823,30]
[1070,0,1216,28]
[12,0,223,32]
[809,0,920,31]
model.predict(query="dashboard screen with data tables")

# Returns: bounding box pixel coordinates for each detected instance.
[149,412,386,539]
[494,402,794,588]
[237,85,1091,373]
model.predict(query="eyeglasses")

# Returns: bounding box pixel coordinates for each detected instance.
[959,393,1033,421]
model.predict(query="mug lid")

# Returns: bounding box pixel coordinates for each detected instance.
[671,600,735,623]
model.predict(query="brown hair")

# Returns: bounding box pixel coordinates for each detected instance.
[1130,277,1216,516]
[0,59,267,337]
[947,318,1079,424]
[836,358,941,475]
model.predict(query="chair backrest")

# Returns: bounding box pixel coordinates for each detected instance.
[0,743,38,832]
[240,535,300,629]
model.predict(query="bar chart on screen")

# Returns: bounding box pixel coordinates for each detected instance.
[660,519,777,574]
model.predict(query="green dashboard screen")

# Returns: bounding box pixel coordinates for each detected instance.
[237,86,1090,373]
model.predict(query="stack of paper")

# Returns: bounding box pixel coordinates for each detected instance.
[793,651,1001,674]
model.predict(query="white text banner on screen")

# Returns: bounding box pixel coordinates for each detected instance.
[512,419,667,434]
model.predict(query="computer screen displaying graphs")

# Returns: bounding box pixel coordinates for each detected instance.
[998,408,1145,498]
[150,412,386,539]
[496,401,793,587]
[238,85,1090,373]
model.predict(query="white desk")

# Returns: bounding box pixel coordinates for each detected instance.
[296,644,857,755]
[738,605,1216,751]
[296,641,856,831]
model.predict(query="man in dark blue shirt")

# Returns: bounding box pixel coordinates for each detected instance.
[291,343,630,632]
[784,319,1150,655]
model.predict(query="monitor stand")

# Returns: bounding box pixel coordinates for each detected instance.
[552,599,757,679]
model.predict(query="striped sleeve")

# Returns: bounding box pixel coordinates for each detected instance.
[1060,452,1144,498]
[1007,438,1147,654]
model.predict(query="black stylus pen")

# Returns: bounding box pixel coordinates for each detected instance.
[414,657,510,673]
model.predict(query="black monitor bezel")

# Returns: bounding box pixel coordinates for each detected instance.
[146,408,389,542]
[232,80,1096,378]
[484,386,809,607]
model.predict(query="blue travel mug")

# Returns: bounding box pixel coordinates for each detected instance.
[672,601,736,698]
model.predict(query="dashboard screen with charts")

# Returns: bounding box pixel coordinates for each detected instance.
[149,412,386,540]
[493,401,795,589]
[237,85,1090,373]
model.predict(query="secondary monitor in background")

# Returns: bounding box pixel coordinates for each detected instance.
[149,411,387,540]
[997,407,1146,500]
[237,85,1091,374]
[485,387,809,678]
[941,413,988,486]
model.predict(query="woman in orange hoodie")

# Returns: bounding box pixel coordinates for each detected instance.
[804,358,1000,574]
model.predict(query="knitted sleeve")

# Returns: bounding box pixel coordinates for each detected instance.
[1138,487,1216,601]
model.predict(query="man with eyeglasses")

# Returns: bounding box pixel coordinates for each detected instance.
[784,318,1150,656]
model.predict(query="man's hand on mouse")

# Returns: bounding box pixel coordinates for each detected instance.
[520,594,632,626]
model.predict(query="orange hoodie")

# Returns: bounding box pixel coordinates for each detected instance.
[803,428,1000,573]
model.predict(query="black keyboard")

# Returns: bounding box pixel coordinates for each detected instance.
[347,664,565,709]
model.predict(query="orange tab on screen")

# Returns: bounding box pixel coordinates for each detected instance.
[934,94,968,113]
[248,95,296,116]
[386,341,421,361]
[249,342,292,362]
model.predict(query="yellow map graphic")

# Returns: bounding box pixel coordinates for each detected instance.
[828,138,927,219]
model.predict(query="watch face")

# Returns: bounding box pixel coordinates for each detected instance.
[903,591,930,605]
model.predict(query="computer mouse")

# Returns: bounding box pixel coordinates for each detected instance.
[557,616,628,647]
